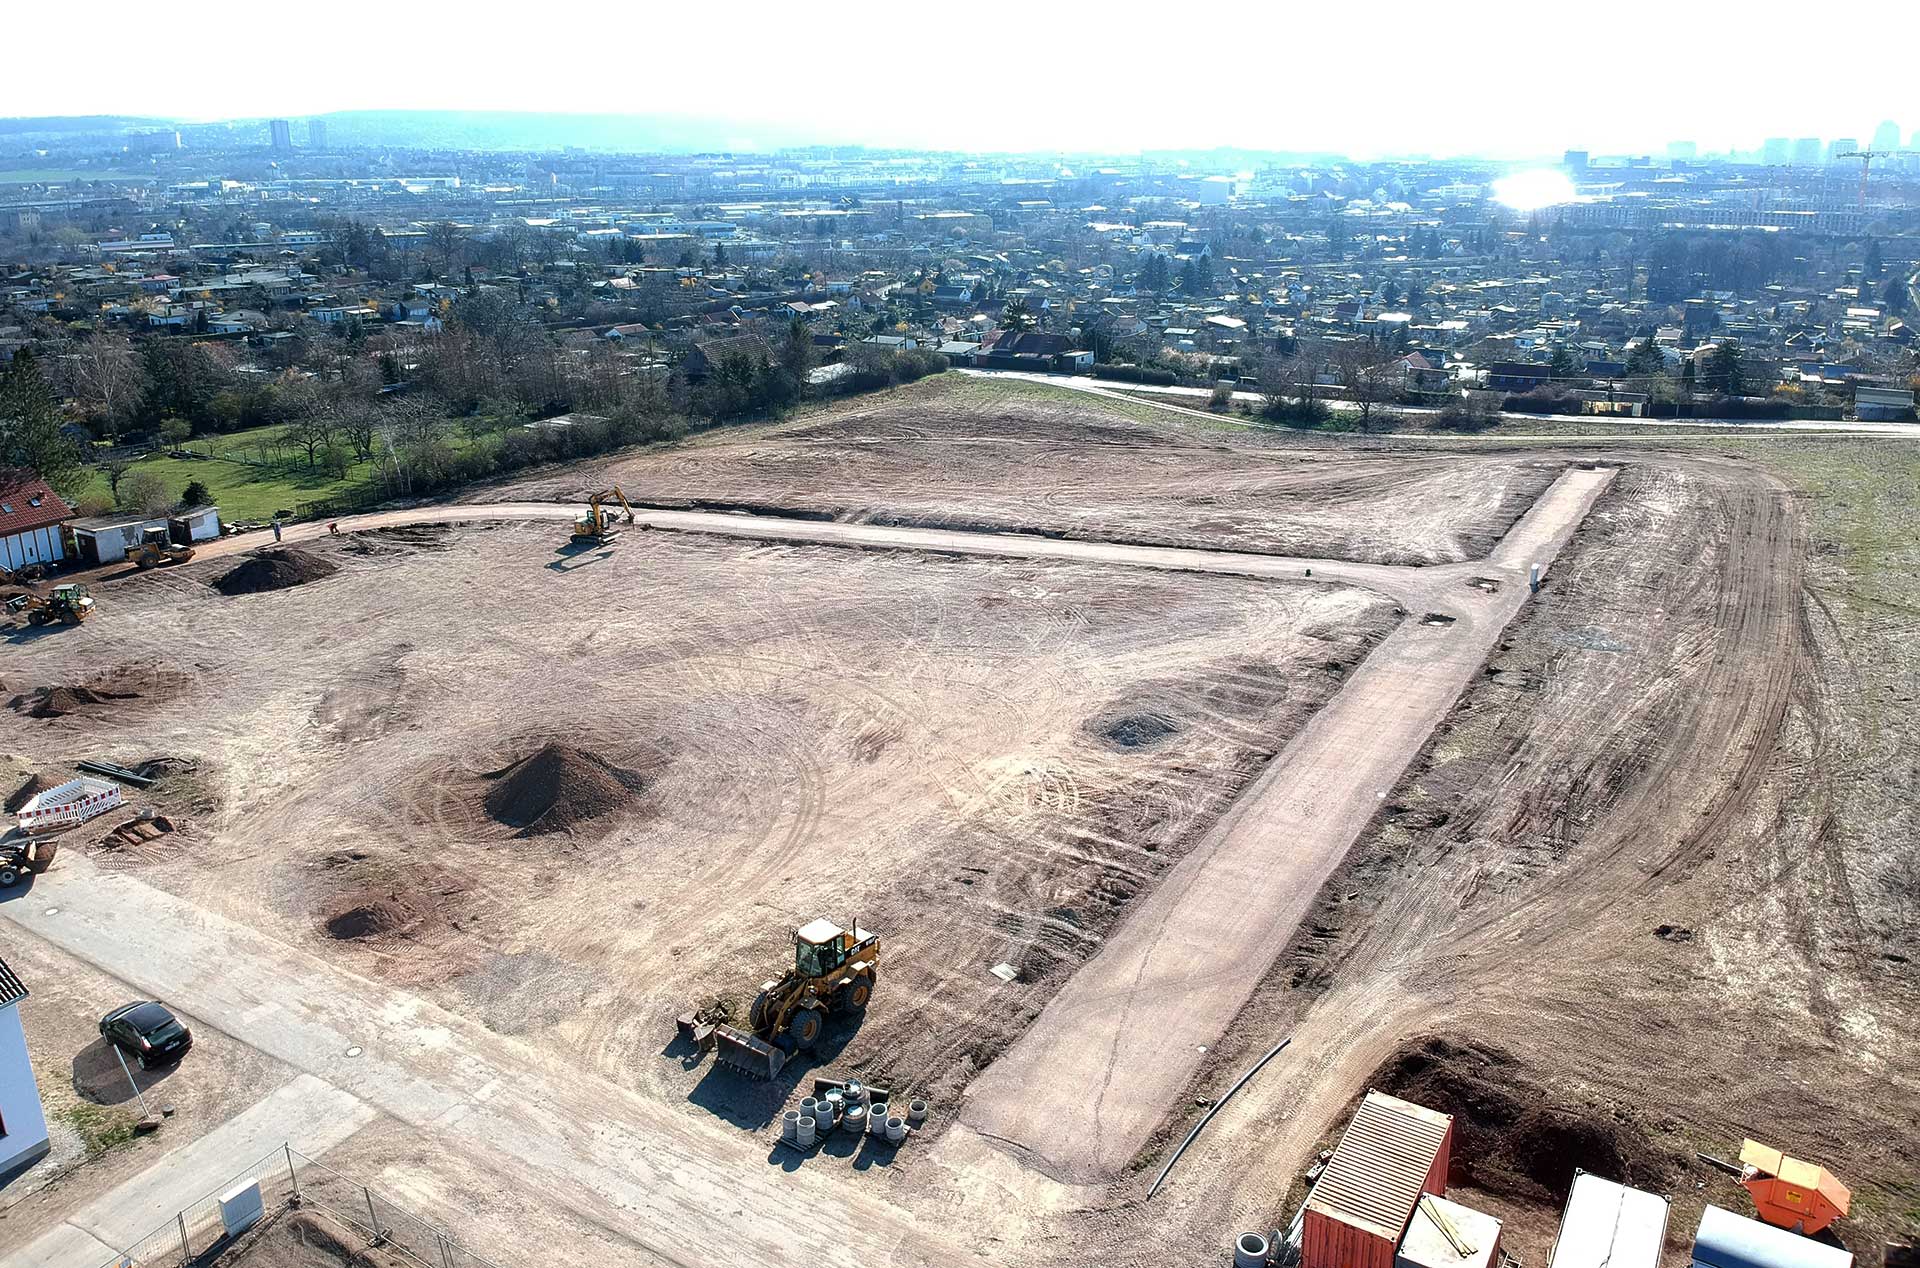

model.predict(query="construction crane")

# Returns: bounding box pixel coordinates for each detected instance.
[1836,149,1918,207]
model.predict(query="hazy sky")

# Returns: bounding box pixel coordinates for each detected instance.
[9,1,1918,157]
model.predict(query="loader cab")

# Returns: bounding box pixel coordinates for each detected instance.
[794,919,849,979]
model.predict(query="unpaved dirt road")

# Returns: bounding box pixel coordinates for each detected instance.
[180,501,1443,603]
[959,467,1615,1181]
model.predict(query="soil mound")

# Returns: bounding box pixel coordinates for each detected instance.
[1100,712,1179,749]
[1369,1037,1678,1202]
[9,663,185,719]
[483,741,646,836]
[214,548,339,596]
[5,772,52,812]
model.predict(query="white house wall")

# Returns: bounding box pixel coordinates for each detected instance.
[1,527,64,572]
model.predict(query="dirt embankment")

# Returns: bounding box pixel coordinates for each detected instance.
[1370,1037,1680,1203]
[8,662,188,720]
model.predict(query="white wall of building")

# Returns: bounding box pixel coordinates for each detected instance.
[0,527,64,572]
[0,1002,51,1178]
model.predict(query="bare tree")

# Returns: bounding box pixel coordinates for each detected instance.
[70,332,143,441]
[1331,342,1397,433]
[285,412,339,469]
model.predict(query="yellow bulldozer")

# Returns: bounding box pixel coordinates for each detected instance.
[134,526,195,569]
[572,486,636,545]
[687,918,881,1079]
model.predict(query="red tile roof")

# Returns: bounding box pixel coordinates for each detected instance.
[0,471,73,538]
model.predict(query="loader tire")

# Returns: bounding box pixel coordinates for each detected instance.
[749,990,775,1033]
[0,866,20,888]
[837,974,873,1012]
[788,1007,824,1050]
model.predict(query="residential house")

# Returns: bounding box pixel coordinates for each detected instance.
[975,330,1092,372]
[0,472,70,573]
[0,958,49,1181]
[684,334,774,380]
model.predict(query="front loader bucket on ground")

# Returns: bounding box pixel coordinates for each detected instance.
[713,1025,786,1079]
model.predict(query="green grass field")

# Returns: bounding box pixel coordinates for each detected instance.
[0,168,103,185]
[79,419,506,523]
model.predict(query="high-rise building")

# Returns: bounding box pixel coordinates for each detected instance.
[307,119,328,150]
[1827,138,1859,164]
[1562,149,1590,174]
[1872,120,1901,152]
[1762,137,1790,165]
[269,118,293,153]
[1791,137,1822,167]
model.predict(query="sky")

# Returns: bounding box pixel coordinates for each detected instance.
[8,0,1918,158]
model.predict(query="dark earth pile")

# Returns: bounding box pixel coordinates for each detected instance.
[4,772,52,812]
[213,548,339,596]
[323,898,415,942]
[483,741,647,836]
[1369,1037,1679,1202]
[1100,712,1180,749]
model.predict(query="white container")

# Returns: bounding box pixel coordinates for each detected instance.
[219,1180,265,1237]
[796,1115,816,1148]
[886,1116,906,1145]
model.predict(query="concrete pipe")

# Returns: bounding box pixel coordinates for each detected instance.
[868,1107,888,1137]
[1233,1232,1269,1268]
[844,1105,867,1135]
[782,1111,800,1144]
[907,1098,928,1126]
[886,1116,906,1145]
[796,1116,817,1148]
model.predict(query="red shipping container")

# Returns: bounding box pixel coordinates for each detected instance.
[1302,1090,1455,1268]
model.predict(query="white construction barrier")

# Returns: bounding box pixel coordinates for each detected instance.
[16,777,123,833]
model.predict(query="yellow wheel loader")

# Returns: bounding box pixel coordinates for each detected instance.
[8,583,94,626]
[134,526,195,569]
[696,919,880,1079]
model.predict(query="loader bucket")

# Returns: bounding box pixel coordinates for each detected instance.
[712,1025,786,1079]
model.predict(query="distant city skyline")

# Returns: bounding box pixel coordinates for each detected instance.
[6,1,1919,159]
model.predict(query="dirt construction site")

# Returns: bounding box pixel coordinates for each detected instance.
[2,376,1917,1268]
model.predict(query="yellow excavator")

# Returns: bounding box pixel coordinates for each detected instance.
[134,526,195,569]
[572,486,636,545]
[686,919,881,1079]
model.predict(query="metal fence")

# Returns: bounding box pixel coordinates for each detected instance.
[96,1143,502,1268]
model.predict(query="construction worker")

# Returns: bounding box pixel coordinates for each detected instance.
[271,518,282,542]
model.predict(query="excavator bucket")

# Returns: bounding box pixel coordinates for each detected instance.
[712,1025,786,1079]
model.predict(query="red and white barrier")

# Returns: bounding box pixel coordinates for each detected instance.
[16,777,123,833]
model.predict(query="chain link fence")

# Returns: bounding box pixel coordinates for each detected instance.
[95,1144,501,1268]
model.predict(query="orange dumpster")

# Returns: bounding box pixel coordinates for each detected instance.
[1739,1139,1850,1236]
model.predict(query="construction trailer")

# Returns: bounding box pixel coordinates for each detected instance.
[1549,1171,1670,1268]
[1303,1090,1455,1268]
[1693,1205,1853,1268]
[1396,1193,1500,1268]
